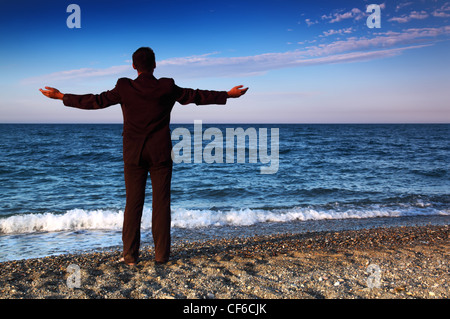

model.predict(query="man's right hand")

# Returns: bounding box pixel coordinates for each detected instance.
[39,87,64,100]
[227,85,249,98]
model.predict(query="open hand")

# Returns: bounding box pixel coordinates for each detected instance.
[227,85,249,98]
[39,87,64,100]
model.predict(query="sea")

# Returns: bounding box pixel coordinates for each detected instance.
[0,123,449,262]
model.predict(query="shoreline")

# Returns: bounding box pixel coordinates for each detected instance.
[2,214,448,263]
[0,224,448,299]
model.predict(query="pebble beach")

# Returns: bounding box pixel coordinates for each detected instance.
[0,225,448,299]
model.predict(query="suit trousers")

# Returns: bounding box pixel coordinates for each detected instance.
[122,140,172,264]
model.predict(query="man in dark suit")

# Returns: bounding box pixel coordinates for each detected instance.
[40,47,248,265]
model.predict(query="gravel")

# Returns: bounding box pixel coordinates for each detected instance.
[0,225,448,299]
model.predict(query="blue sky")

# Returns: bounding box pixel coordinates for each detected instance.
[0,0,449,123]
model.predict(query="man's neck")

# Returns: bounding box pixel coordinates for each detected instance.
[138,70,154,76]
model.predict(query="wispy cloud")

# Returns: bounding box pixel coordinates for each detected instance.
[321,4,385,24]
[389,10,429,23]
[432,2,450,18]
[392,2,450,20]
[395,2,414,12]
[158,44,431,79]
[305,18,318,27]
[142,25,448,78]
[307,26,450,57]
[22,26,450,84]
[22,65,132,85]
[320,27,354,37]
[329,8,365,23]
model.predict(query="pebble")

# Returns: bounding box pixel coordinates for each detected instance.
[0,225,448,299]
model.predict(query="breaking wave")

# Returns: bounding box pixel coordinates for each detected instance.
[1,205,448,235]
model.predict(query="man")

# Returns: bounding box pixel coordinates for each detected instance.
[40,47,248,265]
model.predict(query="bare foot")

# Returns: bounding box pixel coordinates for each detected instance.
[118,257,136,266]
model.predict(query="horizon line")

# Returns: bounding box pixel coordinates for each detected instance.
[1,122,449,125]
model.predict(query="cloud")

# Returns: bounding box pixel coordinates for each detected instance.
[22,65,132,85]
[297,39,316,45]
[327,8,365,23]
[157,44,432,80]
[304,26,449,57]
[22,26,450,83]
[395,2,413,12]
[392,2,450,19]
[389,10,429,23]
[388,16,410,24]
[409,10,430,19]
[432,2,450,18]
[322,4,385,24]
[305,18,318,27]
[432,11,450,18]
[157,26,448,77]
[320,27,354,37]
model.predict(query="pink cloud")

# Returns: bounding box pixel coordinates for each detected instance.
[432,2,450,18]
[320,27,354,37]
[22,26,450,82]
[329,8,364,23]
[305,18,318,27]
[395,2,413,12]
[389,10,429,23]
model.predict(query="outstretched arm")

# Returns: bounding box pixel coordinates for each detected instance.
[39,83,121,110]
[175,83,249,106]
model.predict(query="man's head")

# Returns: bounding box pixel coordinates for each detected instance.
[132,47,156,74]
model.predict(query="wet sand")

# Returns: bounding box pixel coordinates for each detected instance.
[0,225,448,299]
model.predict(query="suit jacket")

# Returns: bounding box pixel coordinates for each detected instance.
[63,73,229,165]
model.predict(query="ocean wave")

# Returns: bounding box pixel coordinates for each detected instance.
[0,205,448,235]
[411,168,447,178]
[0,209,124,234]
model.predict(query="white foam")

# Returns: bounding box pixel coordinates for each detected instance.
[0,205,448,235]
[170,207,405,228]
[0,209,124,234]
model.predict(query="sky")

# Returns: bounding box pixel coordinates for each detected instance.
[0,0,449,123]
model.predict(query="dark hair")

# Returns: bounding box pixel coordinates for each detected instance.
[132,47,156,72]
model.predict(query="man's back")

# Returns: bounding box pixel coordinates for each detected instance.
[118,74,175,138]
[118,74,178,165]
[62,73,228,165]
